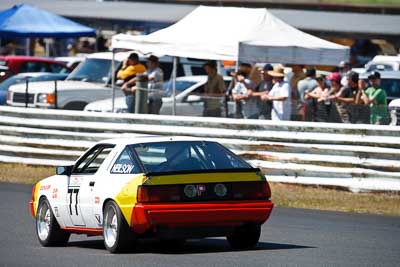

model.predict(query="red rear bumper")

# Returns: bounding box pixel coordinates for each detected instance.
[131,200,273,234]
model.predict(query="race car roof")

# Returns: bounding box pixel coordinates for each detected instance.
[99,136,204,146]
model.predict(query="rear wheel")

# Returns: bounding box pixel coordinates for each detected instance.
[36,198,70,246]
[103,201,135,253]
[227,224,261,249]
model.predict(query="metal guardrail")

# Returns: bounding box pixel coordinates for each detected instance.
[0,106,400,192]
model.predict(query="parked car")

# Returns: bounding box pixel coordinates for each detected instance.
[0,72,68,105]
[84,75,232,116]
[6,52,209,110]
[360,71,400,103]
[365,55,400,72]
[54,56,85,70]
[29,137,273,253]
[388,98,400,125]
[0,56,71,83]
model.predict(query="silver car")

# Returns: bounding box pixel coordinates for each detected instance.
[84,75,232,116]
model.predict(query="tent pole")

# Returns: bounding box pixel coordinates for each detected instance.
[26,38,30,56]
[217,60,223,75]
[172,56,177,116]
[45,41,50,57]
[111,48,116,113]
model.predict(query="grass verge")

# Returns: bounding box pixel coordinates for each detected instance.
[1,163,399,216]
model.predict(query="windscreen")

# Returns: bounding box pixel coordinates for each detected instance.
[162,80,197,97]
[131,141,252,173]
[67,58,119,84]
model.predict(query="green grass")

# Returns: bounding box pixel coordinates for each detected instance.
[1,163,399,216]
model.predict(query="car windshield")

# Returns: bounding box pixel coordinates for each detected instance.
[163,80,197,97]
[131,141,252,173]
[67,58,119,83]
[381,78,400,99]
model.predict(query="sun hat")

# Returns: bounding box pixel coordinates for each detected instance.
[267,66,285,77]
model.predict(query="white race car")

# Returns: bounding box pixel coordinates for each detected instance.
[30,137,274,253]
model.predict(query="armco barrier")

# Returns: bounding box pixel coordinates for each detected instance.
[1,106,400,192]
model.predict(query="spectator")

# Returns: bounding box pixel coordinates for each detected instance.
[338,61,350,87]
[288,65,305,121]
[297,68,318,121]
[360,71,390,125]
[305,75,336,122]
[254,64,274,119]
[203,61,226,117]
[119,53,146,113]
[146,55,164,114]
[231,63,258,119]
[331,71,358,123]
[261,66,291,121]
[325,72,344,123]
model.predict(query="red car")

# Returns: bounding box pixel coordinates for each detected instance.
[0,56,71,82]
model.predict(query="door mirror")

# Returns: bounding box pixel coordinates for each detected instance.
[186,95,202,103]
[56,165,73,176]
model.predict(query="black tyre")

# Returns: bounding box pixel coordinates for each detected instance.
[227,224,261,249]
[36,198,70,247]
[103,201,135,253]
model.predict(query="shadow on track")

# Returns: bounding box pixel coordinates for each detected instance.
[67,238,315,254]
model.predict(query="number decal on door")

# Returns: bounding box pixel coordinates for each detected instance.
[67,188,80,216]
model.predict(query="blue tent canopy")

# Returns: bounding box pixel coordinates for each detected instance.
[0,4,96,38]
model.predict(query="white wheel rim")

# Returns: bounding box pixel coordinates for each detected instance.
[104,205,118,248]
[36,202,51,241]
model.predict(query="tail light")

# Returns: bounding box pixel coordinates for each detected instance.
[137,181,271,203]
[137,185,181,203]
[232,181,271,200]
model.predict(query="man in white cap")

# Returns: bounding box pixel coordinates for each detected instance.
[261,66,291,121]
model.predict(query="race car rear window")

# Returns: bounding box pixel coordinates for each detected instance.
[131,141,251,173]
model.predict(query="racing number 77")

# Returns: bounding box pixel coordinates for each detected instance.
[67,188,80,216]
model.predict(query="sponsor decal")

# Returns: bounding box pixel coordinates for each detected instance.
[52,188,58,199]
[95,214,102,226]
[94,196,100,204]
[197,184,206,196]
[111,164,134,174]
[40,185,51,191]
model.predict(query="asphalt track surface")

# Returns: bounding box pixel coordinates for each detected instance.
[1,183,399,267]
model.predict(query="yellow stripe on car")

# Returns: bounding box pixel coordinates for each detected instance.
[32,182,40,217]
[114,174,148,226]
[146,172,262,185]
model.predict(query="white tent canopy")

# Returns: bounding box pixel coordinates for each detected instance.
[112,5,349,66]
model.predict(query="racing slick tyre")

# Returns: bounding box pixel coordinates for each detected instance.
[36,198,70,247]
[103,201,135,253]
[227,224,261,250]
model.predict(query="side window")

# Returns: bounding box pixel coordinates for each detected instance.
[111,147,140,174]
[73,145,115,174]
[21,61,49,72]
[49,63,69,74]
